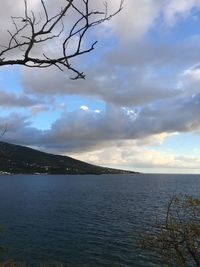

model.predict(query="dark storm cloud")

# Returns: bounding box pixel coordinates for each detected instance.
[0,91,40,108]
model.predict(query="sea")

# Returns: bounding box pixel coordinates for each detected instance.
[0,173,199,266]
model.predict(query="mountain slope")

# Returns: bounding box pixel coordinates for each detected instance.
[0,142,136,175]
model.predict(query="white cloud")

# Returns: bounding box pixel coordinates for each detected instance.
[68,140,200,173]
[98,0,200,41]
[108,0,161,41]
[80,105,89,111]
[30,105,49,115]
[179,66,200,95]
[163,0,200,25]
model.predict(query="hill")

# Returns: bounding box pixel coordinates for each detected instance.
[0,142,137,175]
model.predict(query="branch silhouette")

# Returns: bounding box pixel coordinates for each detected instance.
[0,0,123,79]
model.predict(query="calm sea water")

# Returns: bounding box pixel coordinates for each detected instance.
[0,174,199,266]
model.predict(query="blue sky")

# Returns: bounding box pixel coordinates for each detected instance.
[0,0,200,173]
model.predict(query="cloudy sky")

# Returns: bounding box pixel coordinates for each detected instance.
[0,0,200,173]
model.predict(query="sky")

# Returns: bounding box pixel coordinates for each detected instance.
[0,0,200,174]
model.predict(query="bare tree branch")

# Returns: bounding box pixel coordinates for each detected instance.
[0,0,123,79]
[140,194,200,267]
[0,125,7,138]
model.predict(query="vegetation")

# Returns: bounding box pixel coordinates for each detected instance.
[0,141,136,175]
[141,194,200,267]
